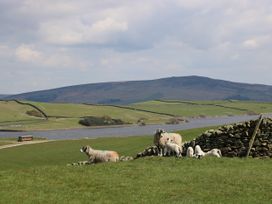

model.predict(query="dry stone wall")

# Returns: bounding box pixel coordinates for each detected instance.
[135,146,159,158]
[190,117,272,158]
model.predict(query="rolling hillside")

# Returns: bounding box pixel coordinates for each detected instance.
[0,95,9,99]
[5,76,272,104]
[1,100,272,131]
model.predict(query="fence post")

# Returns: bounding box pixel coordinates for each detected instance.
[246,115,263,158]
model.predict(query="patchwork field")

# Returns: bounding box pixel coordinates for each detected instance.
[0,100,272,131]
[0,127,271,203]
[131,100,272,116]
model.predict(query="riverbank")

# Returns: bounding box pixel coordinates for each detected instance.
[1,114,271,140]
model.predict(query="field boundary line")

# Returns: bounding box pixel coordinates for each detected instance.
[0,100,48,120]
[155,99,252,112]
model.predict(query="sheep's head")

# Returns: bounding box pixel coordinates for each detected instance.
[80,145,90,153]
[154,129,165,137]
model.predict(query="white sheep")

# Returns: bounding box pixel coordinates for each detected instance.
[186,146,195,158]
[80,145,119,163]
[194,145,222,158]
[154,129,182,156]
[194,145,205,159]
[205,148,222,158]
[164,138,182,157]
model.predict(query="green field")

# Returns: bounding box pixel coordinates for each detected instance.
[131,100,272,117]
[1,100,272,131]
[0,127,271,203]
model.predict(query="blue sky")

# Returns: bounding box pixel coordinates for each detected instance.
[1,0,272,94]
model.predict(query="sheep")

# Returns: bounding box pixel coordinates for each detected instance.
[80,145,119,163]
[194,145,222,158]
[205,148,222,158]
[164,138,182,157]
[154,129,182,156]
[186,146,195,158]
[194,145,205,159]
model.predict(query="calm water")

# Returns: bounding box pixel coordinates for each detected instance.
[0,114,271,140]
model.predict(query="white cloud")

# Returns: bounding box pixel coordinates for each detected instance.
[14,44,87,70]
[1,0,272,94]
[15,44,42,62]
[243,35,271,49]
[40,17,128,45]
[243,39,259,49]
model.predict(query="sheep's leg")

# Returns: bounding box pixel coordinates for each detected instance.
[178,149,182,157]
[88,156,95,163]
[163,147,167,156]
[158,147,163,157]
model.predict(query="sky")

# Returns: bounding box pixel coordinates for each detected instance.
[1,0,272,94]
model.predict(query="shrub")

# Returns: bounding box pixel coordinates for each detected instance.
[79,116,127,126]
[137,118,146,126]
[165,117,188,124]
[26,110,44,118]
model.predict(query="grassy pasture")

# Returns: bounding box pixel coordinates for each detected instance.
[131,100,272,117]
[0,100,39,122]
[0,101,172,130]
[0,127,271,203]
[1,100,272,131]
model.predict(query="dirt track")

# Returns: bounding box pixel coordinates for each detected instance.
[0,140,51,150]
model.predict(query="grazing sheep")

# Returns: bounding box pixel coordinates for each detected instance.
[194,145,205,159]
[186,146,195,158]
[80,145,119,163]
[164,138,182,157]
[205,148,222,158]
[154,129,182,156]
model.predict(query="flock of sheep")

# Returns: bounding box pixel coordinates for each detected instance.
[153,129,222,158]
[79,129,222,165]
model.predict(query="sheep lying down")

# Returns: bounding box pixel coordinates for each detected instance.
[205,148,222,158]
[187,145,222,158]
[80,145,119,163]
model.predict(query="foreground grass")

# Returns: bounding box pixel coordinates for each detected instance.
[1,158,271,204]
[0,127,271,203]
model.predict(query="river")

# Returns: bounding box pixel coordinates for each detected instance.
[0,114,271,140]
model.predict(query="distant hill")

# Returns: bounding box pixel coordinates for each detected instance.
[0,95,9,99]
[6,76,272,104]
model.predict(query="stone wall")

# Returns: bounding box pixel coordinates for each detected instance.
[189,117,272,158]
[135,146,159,158]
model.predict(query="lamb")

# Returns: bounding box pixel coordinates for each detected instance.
[153,129,182,156]
[205,148,222,158]
[164,138,182,157]
[194,145,205,159]
[186,146,195,158]
[194,145,222,158]
[80,145,119,163]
